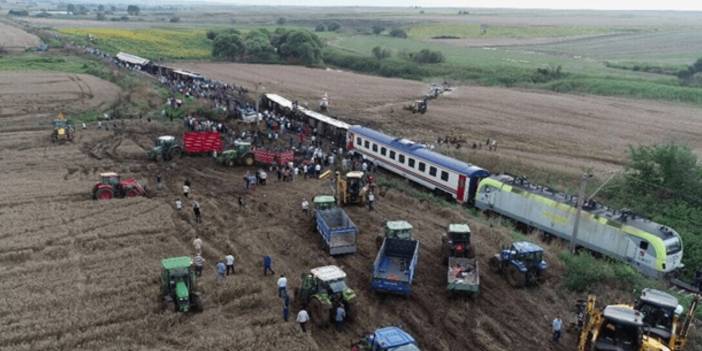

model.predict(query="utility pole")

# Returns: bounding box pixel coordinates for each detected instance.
[571,172,592,254]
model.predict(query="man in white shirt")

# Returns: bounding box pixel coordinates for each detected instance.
[367,192,375,212]
[301,199,309,214]
[183,184,190,198]
[225,254,235,275]
[297,309,310,332]
[193,236,203,255]
[277,274,288,298]
[314,163,321,177]
[552,317,562,343]
[175,198,182,211]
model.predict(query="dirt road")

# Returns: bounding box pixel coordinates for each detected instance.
[0,21,41,51]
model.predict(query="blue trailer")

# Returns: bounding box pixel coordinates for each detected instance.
[371,237,419,296]
[314,196,358,255]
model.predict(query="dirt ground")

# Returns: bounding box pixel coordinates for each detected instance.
[0,70,604,351]
[178,62,702,177]
[0,20,41,51]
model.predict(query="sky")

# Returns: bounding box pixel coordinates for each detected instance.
[223,0,702,11]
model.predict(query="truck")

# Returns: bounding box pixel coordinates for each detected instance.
[353,327,420,351]
[371,221,419,296]
[442,224,479,295]
[313,195,358,255]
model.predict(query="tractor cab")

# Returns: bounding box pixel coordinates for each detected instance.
[313,195,337,210]
[149,135,182,161]
[346,171,365,199]
[310,265,356,304]
[356,327,420,351]
[385,221,413,240]
[594,306,646,351]
[160,256,201,313]
[507,241,547,270]
[635,288,679,342]
[155,135,176,147]
[337,171,368,206]
[100,172,121,186]
[446,224,472,257]
[234,140,251,153]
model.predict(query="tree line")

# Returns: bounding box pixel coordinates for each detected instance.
[210,28,323,65]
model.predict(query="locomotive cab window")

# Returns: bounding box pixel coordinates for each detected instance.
[399,154,405,163]
[389,150,396,160]
[418,162,426,172]
[441,171,449,181]
[356,137,362,146]
[364,140,370,149]
[429,166,437,177]
[381,147,387,156]
[408,158,415,168]
[372,143,378,152]
[639,241,649,251]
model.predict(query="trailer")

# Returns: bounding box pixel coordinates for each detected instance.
[315,197,358,255]
[447,257,479,294]
[371,237,419,296]
[253,149,294,165]
[183,131,223,155]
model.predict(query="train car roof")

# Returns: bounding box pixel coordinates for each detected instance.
[264,93,293,109]
[487,174,680,241]
[350,125,489,177]
[300,108,350,130]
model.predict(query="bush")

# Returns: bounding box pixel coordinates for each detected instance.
[560,251,652,292]
[371,46,391,60]
[412,49,445,64]
[212,32,245,60]
[372,25,384,35]
[272,28,323,65]
[8,9,29,16]
[206,30,217,40]
[315,24,326,32]
[127,5,139,16]
[276,17,286,25]
[389,28,407,38]
[327,22,341,32]
[169,17,180,23]
[96,12,106,21]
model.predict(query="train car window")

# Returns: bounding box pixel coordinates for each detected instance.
[364,140,370,149]
[639,241,649,251]
[441,171,449,181]
[419,162,426,172]
[381,147,387,156]
[399,154,405,163]
[356,137,362,146]
[372,143,378,152]
[429,166,437,177]
[389,150,396,160]
[408,158,415,168]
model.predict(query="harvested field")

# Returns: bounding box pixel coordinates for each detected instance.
[0,21,40,51]
[177,62,702,175]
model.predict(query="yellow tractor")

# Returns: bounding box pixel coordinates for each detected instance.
[578,293,699,351]
[51,112,75,143]
[336,171,369,206]
[634,289,699,351]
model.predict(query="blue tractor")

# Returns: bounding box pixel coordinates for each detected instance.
[352,327,420,351]
[489,241,547,288]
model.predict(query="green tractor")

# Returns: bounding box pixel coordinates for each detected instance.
[148,135,183,161]
[216,140,255,167]
[375,220,413,249]
[294,265,356,327]
[160,256,203,313]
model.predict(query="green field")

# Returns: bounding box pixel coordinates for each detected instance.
[0,53,110,76]
[407,23,615,40]
[59,27,212,60]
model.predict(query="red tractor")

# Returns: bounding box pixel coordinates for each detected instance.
[92,172,146,200]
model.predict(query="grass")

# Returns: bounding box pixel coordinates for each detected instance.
[58,27,212,60]
[0,54,110,76]
[407,23,614,40]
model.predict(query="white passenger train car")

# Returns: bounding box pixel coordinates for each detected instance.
[347,126,489,203]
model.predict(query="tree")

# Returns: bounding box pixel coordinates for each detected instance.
[97,4,104,12]
[127,5,140,16]
[315,24,326,32]
[389,28,407,38]
[327,21,341,32]
[273,29,323,65]
[276,17,286,25]
[169,16,180,23]
[66,4,75,14]
[371,46,391,60]
[371,25,384,35]
[244,29,276,62]
[412,49,444,64]
[96,12,106,21]
[212,32,245,61]
[206,30,217,40]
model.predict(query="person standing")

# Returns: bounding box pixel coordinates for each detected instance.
[183,183,190,198]
[282,294,290,322]
[193,236,203,255]
[263,255,274,276]
[297,309,310,333]
[175,198,183,211]
[367,192,375,212]
[216,261,226,283]
[193,200,202,223]
[225,254,235,275]
[552,317,562,343]
[301,199,310,215]
[314,163,321,177]
[335,305,346,330]
[156,174,162,190]
[277,274,288,298]
[193,254,205,276]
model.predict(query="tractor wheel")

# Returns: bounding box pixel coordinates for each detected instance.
[126,188,141,197]
[506,265,526,288]
[170,147,183,160]
[95,188,113,200]
[310,298,331,328]
[191,293,203,312]
[51,133,58,143]
[243,154,255,167]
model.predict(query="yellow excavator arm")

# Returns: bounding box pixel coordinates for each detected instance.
[673,294,700,351]
[578,295,601,351]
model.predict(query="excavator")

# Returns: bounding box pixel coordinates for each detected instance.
[577,292,699,351]
[634,289,699,351]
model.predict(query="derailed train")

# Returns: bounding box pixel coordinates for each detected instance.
[347,125,683,278]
